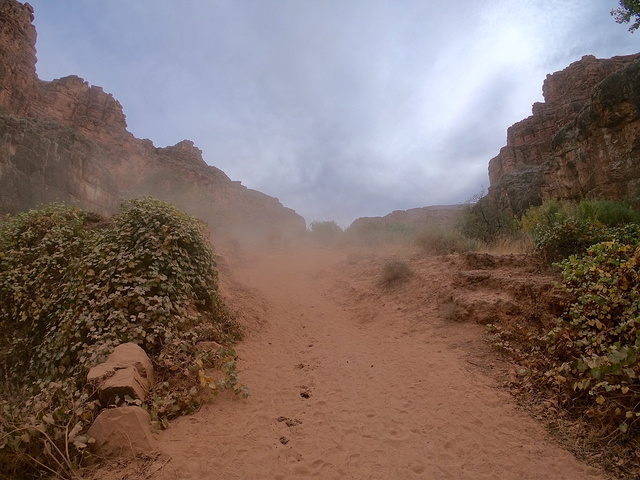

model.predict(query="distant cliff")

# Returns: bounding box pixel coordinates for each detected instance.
[487,53,640,215]
[348,205,463,243]
[0,0,306,240]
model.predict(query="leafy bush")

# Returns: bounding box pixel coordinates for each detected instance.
[543,241,640,436]
[414,227,479,255]
[0,198,245,478]
[533,219,603,263]
[379,259,413,286]
[522,199,640,262]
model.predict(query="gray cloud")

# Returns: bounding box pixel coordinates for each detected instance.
[28,0,639,226]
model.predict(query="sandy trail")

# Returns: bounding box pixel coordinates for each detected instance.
[151,247,606,480]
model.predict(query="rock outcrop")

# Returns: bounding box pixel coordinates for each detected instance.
[0,0,305,241]
[488,53,640,215]
[87,343,154,407]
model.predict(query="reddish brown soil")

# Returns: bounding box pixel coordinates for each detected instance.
[87,245,609,480]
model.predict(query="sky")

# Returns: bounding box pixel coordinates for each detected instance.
[26,1,639,227]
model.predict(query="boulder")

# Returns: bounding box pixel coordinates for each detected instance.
[96,366,149,406]
[87,406,158,458]
[87,342,154,406]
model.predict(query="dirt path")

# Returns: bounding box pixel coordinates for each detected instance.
[147,247,606,479]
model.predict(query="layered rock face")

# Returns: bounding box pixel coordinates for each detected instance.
[0,0,37,116]
[543,59,640,202]
[0,0,305,241]
[488,53,640,215]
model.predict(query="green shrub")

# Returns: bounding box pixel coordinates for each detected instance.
[533,219,604,262]
[520,199,566,231]
[590,199,640,227]
[488,232,640,474]
[542,241,640,438]
[379,259,413,286]
[0,198,245,478]
[523,198,640,231]
[523,199,640,262]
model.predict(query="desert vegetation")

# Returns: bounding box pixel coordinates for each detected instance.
[483,198,640,476]
[521,198,640,261]
[413,227,480,255]
[379,259,414,287]
[0,198,247,479]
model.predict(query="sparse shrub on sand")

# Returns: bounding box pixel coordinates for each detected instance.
[379,259,414,286]
[441,300,462,322]
[0,198,246,479]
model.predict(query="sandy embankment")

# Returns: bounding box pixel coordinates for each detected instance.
[88,246,608,479]
[133,246,604,480]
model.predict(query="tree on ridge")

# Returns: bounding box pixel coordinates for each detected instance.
[612,0,640,32]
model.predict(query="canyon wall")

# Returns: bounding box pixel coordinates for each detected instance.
[488,53,640,215]
[0,0,306,241]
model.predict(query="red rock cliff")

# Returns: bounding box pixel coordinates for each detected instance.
[0,0,305,241]
[0,0,37,115]
[487,53,640,214]
[543,59,640,202]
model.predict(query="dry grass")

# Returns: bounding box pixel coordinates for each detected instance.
[481,234,535,255]
[441,300,462,322]
[414,227,479,255]
[379,259,414,286]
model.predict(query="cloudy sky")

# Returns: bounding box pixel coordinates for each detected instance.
[27,1,639,227]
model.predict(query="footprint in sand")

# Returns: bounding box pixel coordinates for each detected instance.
[276,416,302,427]
[312,411,326,422]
